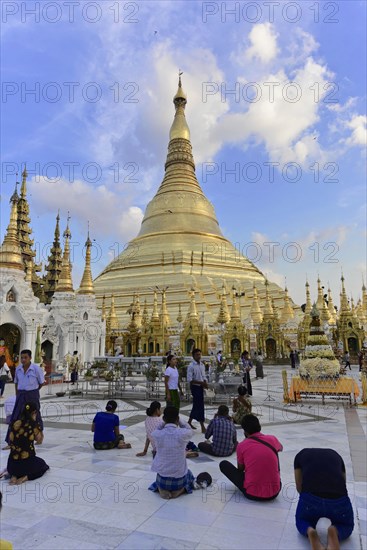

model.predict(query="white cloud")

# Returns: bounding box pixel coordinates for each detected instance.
[344,115,367,147]
[28,177,144,242]
[245,23,279,64]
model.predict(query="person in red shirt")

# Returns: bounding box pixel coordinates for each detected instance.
[219,414,282,501]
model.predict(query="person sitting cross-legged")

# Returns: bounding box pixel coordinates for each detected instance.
[92,400,131,450]
[149,406,194,499]
[220,414,282,501]
[198,405,237,457]
[294,448,354,550]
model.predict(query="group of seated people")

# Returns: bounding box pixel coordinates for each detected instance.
[1,396,355,550]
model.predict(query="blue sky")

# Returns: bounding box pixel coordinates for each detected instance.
[1,0,366,306]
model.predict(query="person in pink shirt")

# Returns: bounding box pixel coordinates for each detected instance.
[220,414,282,501]
[136,401,162,457]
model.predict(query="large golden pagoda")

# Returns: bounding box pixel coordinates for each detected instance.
[93,77,295,352]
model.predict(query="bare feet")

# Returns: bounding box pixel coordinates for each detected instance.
[188,422,197,430]
[0,469,8,479]
[15,476,28,485]
[9,477,17,485]
[136,451,147,456]
[327,526,340,550]
[159,489,172,499]
[307,527,325,550]
[118,442,132,449]
[170,487,185,499]
[200,423,206,434]
[2,445,10,450]
[186,451,199,458]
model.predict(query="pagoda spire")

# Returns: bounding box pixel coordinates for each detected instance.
[108,294,119,330]
[280,285,294,324]
[0,183,24,270]
[141,299,149,326]
[160,289,171,326]
[340,273,350,313]
[217,283,230,324]
[177,303,183,324]
[151,291,159,322]
[316,277,330,323]
[250,283,263,324]
[263,279,274,317]
[43,212,63,303]
[361,277,367,319]
[78,225,95,295]
[230,288,241,321]
[188,288,198,320]
[17,165,36,267]
[56,214,74,292]
[305,280,312,315]
[327,286,336,325]
[169,71,190,141]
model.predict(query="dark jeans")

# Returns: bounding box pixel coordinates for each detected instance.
[94,434,124,450]
[198,441,236,457]
[220,460,280,501]
[0,380,6,396]
[296,492,354,540]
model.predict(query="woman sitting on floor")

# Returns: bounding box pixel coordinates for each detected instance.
[92,400,131,450]
[136,401,162,457]
[232,386,252,425]
[7,402,49,485]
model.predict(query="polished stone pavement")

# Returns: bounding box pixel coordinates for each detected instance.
[0,366,366,550]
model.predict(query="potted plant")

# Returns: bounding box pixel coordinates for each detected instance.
[84,368,93,381]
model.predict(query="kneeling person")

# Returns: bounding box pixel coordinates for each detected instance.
[149,406,194,499]
[92,400,131,450]
[220,414,282,501]
[294,448,354,550]
[198,405,237,457]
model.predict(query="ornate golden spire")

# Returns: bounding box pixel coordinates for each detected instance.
[263,279,274,317]
[141,299,149,326]
[43,212,63,302]
[78,226,95,295]
[250,283,263,324]
[0,183,24,270]
[305,280,312,314]
[361,277,367,320]
[340,273,350,313]
[280,286,294,324]
[25,261,33,283]
[230,288,241,320]
[108,294,119,330]
[160,289,171,326]
[188,288,198,319]
[327,286,336,324]
[151,291,159,321]
[17,166,36,267]
[169,72,190,141]
[217,284,230,324]
[56,214,74,292]
[316,277,330,323]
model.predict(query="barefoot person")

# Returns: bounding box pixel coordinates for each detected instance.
[136,401,162,457]
[149,406,194,499]
[198,405,237,457]
[294,448,354,550]
[220,414,282,501]
[187,348,207,432]
[92,400,131,450]
[7,402,49,485]
[164,355,183,409]
[232,386,252,425]
[5,350,44,445]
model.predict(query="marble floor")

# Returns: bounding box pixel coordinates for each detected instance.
[0,366,366,550]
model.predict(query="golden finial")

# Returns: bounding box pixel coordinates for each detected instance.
[57,217,74,292]
[0,182,23,270]
[170,73,190,141]
[78,223,94,295]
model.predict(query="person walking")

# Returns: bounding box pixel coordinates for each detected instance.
[0,355,12,398]
[241,351,253,396]
[5,350,44,445]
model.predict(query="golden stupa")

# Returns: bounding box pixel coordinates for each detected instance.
[94,76,292,327]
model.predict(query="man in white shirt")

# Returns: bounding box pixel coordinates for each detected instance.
[149,406,194,499]
[187,348,208,433]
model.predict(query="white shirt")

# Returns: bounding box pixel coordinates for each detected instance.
[0,362,11,378]
[4,395,16,417]
[165,366,179,389]
[187,361,207,385]
[151,421,192,478]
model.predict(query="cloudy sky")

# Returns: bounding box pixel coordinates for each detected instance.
[1,0,366,305]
